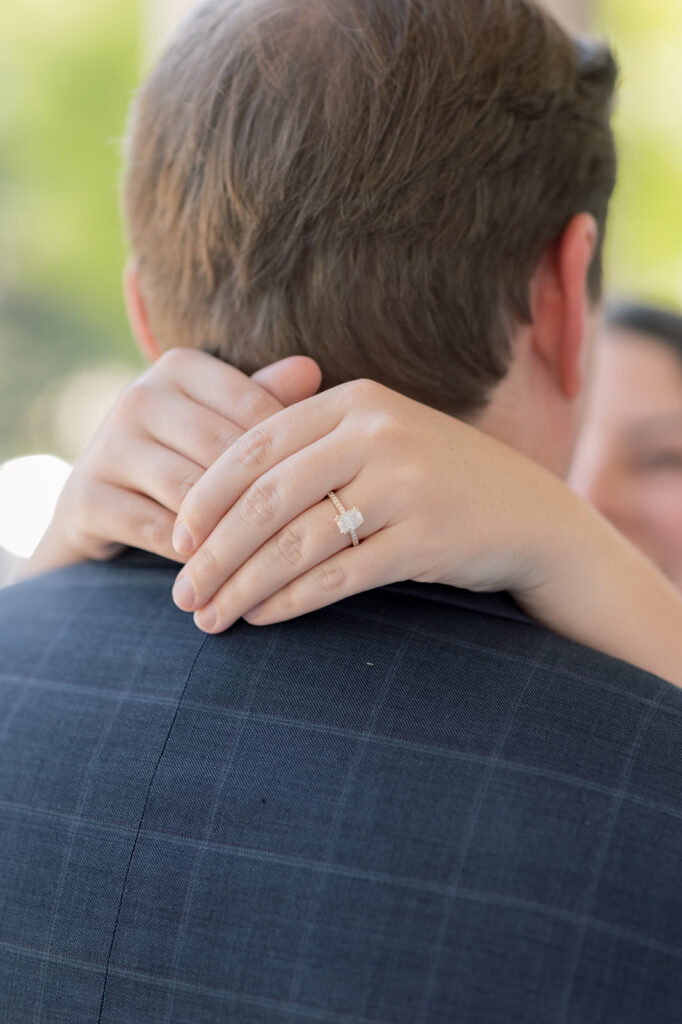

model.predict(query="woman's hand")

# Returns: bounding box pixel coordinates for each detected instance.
[28,350,682,688]
[170,378,566,631]
[170,375,682,689]
[25,349,322,577]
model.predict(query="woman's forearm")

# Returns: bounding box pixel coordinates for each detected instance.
[513,486,682,688]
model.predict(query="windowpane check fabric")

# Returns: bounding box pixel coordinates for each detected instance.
[0,550,680,1023]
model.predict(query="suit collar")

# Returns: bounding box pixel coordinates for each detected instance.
[384,580,534,627]
[116,549,533,628]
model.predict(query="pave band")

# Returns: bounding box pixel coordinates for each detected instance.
[328,491,364,547]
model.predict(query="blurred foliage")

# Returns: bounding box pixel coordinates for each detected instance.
[0,0,142,462]
[596,0,682,306]
[1,0,140,332]
[0,0,681,465]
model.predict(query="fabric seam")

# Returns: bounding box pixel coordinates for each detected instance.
[96,635,209,1023]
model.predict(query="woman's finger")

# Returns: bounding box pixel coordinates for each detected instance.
[151,349,321,431]
[251,355,322,407]
[152,348,286,428]
[178,351,321,423]
[174,385,353,554]
[173,432,364,611]
[118,352,323,475]
[242,527,405,627]
[188,483,381,632]
[131,389,244,470]
[106,438,205,515]
[75,481,180,563]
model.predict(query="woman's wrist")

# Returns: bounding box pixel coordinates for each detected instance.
[513,492,682,686]
[437,436,585,599]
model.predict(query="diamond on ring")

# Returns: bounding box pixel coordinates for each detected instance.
[328,491,364,547]
[335,507,364,536]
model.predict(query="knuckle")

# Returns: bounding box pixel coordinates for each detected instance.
[237,387,279,424]
[117,380,151,418]
[139,514,168,551]
[209,427,240,460]
[238,481,279,527]
[345,377,384,406]
[171,470,201,506]
[366,409,400,448]
[155,347,190,377]
[273,526,305,569]
[233,428,273,470]
[313,557,346,593]
[354,377,382,397]
[177,407,238,466]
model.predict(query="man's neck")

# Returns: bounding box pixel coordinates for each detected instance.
[470,336,574,480]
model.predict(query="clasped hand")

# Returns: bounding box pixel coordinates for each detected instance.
[45,347,558,633]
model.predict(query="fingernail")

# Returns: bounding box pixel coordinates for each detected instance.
[246,603,265,621]
[172,522,195,556]
[195,603,218,632]
[173,575,197,611]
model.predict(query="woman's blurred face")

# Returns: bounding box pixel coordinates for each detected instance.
[570,329,682,588]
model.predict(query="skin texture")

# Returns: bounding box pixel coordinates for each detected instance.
[24,222,682,686]
[570,330,682,590]
[25,351,323,574]
[473,215,598,480]
[165,213,598,627]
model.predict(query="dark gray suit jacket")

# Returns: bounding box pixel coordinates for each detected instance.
[1,549,680,1022]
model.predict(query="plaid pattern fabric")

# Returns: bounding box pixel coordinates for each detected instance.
[0,549,680,1023]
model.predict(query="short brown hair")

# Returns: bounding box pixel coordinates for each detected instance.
[124,0,617,417]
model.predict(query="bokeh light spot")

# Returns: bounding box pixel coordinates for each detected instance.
[0,455,71,559]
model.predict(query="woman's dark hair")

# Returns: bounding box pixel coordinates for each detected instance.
[607,301,682,368]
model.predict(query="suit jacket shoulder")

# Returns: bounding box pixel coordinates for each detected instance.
[1,551,680,1023]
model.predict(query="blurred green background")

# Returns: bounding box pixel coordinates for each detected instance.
[1,0,141,466]
[1,0,682,467]
[595,0,682,307]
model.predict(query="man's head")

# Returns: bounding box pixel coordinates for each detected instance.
[124,0,617,473]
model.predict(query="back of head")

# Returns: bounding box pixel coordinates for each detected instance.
[125,0,617,417]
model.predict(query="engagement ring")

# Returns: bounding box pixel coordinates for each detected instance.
[328,491,364,547]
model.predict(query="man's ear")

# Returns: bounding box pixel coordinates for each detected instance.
[528,213,598,400]
[123,260,161,364]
